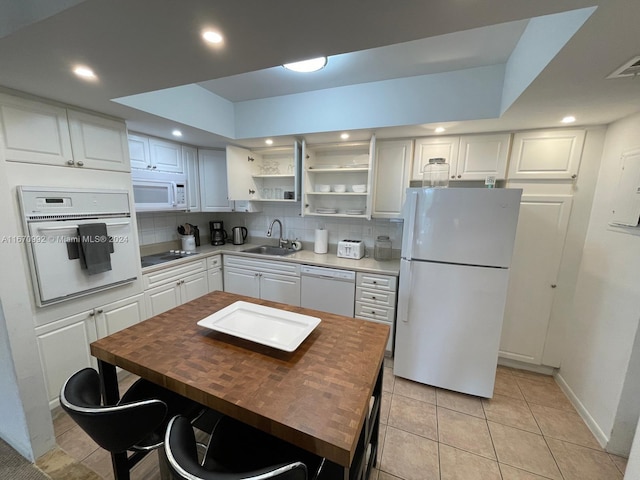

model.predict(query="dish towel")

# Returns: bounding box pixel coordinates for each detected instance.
[78,223,112,275]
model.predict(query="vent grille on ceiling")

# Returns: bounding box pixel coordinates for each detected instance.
[607,56,640,79]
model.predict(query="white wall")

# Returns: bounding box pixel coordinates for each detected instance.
[557,112,640,453]
[137,204,404,255]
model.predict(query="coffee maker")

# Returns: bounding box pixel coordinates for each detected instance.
[209,221,227,246]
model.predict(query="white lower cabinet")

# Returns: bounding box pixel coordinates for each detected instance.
[207,255,223,293]
[355,272,397,354]
[143,259,208,316]
[223,256,301,306]
[35,293,146,408]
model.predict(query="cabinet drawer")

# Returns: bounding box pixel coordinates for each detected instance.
[207,254,222,269]
[356,272,397,291]
[224,255,300,276]
[356,287,396,308]
[143,259,207,289]
[355,302,395,322]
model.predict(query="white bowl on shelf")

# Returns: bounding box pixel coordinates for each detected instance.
[315,184,330,192]
[351,184,367,193]
[332,184,346,193]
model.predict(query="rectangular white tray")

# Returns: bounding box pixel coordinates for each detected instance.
[197,301,321,352]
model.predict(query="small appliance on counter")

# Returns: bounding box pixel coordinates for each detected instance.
[231,226,248,245]
[337,239,365,259]
[210,220,227,246]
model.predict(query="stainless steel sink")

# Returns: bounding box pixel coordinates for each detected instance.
[242,245,296,256]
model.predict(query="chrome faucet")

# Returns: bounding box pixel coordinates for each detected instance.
[266,219,288,248]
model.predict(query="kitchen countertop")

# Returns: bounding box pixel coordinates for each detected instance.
[141,242,401,276]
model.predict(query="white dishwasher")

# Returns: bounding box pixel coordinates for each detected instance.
[300,265,356,317]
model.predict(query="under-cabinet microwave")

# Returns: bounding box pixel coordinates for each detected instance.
[131,171,187,212]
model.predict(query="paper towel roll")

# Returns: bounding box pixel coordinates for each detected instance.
[314,229,328,254]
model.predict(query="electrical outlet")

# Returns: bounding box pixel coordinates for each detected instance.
[364,226,372,236]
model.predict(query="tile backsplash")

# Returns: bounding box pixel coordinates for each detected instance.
[136,203,403,257]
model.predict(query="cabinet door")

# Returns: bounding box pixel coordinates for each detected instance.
[372,139,412,218]
[412,136,459,181]
[67,110,130,172]
[208,268,223,293]
[36,311,97,405]
[181,271,208,304]
[223,267,260,299]
[199,149,233,211]
[128,133,151,170]
[508,129,585,180]
[226,145,259,200]
[260,272,301,306]
[149,137,183,173]
[145,282,181,316]
[0,93,73,166]
[183,145,200,212]
[456,133,510,180]
[95,294,146,338]
[499,195,572,366]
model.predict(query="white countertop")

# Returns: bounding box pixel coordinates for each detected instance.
[141,242,400,276]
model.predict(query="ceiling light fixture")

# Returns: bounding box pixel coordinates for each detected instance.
[265,139,273,145]
[202,30,223,44]
[340,133,350,140]
[561,116,576,124]
[283,57,327,73]
[172,129,183,137]
[435,127,446,133]
[73,66,96,79]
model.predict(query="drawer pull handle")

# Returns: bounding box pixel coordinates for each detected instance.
[372,296,376,300]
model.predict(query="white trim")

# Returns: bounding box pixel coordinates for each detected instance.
[555,372,609,448]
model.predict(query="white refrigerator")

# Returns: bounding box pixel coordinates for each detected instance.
[394,188,522,398]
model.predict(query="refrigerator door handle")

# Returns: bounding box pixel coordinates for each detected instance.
[401,189,419,260]
[398,259,412,323]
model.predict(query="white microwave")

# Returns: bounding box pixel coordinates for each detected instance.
[131,171,187,212]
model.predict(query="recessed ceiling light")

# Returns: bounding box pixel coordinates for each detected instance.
[434,127,446,133]
[265,139,273,145]
[340,133,350,140]
[202,30,223,44]
[172,129,183,137]
[283,57,327,73]
[561,116,576,124]
[73,66,96,79]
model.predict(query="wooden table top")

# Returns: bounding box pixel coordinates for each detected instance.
[90,291,389,467]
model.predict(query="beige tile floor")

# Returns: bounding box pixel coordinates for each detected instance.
[51,362,629,480]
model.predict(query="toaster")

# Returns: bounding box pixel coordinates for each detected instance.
[337,239,365,259]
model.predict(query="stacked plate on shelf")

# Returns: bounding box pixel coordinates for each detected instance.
[316,207,338,214]
[346,209,364,215]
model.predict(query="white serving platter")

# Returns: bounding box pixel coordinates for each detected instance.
[197,301,321,352]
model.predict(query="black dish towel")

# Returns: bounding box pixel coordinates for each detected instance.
[78,223,112,275]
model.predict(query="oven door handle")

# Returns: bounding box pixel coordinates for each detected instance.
[36,221,130,232]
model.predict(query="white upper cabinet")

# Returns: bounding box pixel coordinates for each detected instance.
[456,133,511,180]
[226,142,301,202]
[67,110,130,172]
[127,133,151,170]
[508,129,586,180]
[302,136,375,219]
[412,134,510,182]
[0,93,129,172]
[372,139,413,218]
[199,148,233,212]
[148,137,183,173]
[0,93,73,165]
[182,145,200,212]
[411,136,459,181]
[128,133,184,173]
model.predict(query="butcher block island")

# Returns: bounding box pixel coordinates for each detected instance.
[90,291,389,480]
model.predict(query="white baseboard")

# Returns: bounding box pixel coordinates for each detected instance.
[555,372,609,448]
[498,357,556,375]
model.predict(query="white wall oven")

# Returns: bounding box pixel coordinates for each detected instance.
[131,171,187,212]
[17,186,138,306]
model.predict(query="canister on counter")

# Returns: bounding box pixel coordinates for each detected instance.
[374,235,392,261]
